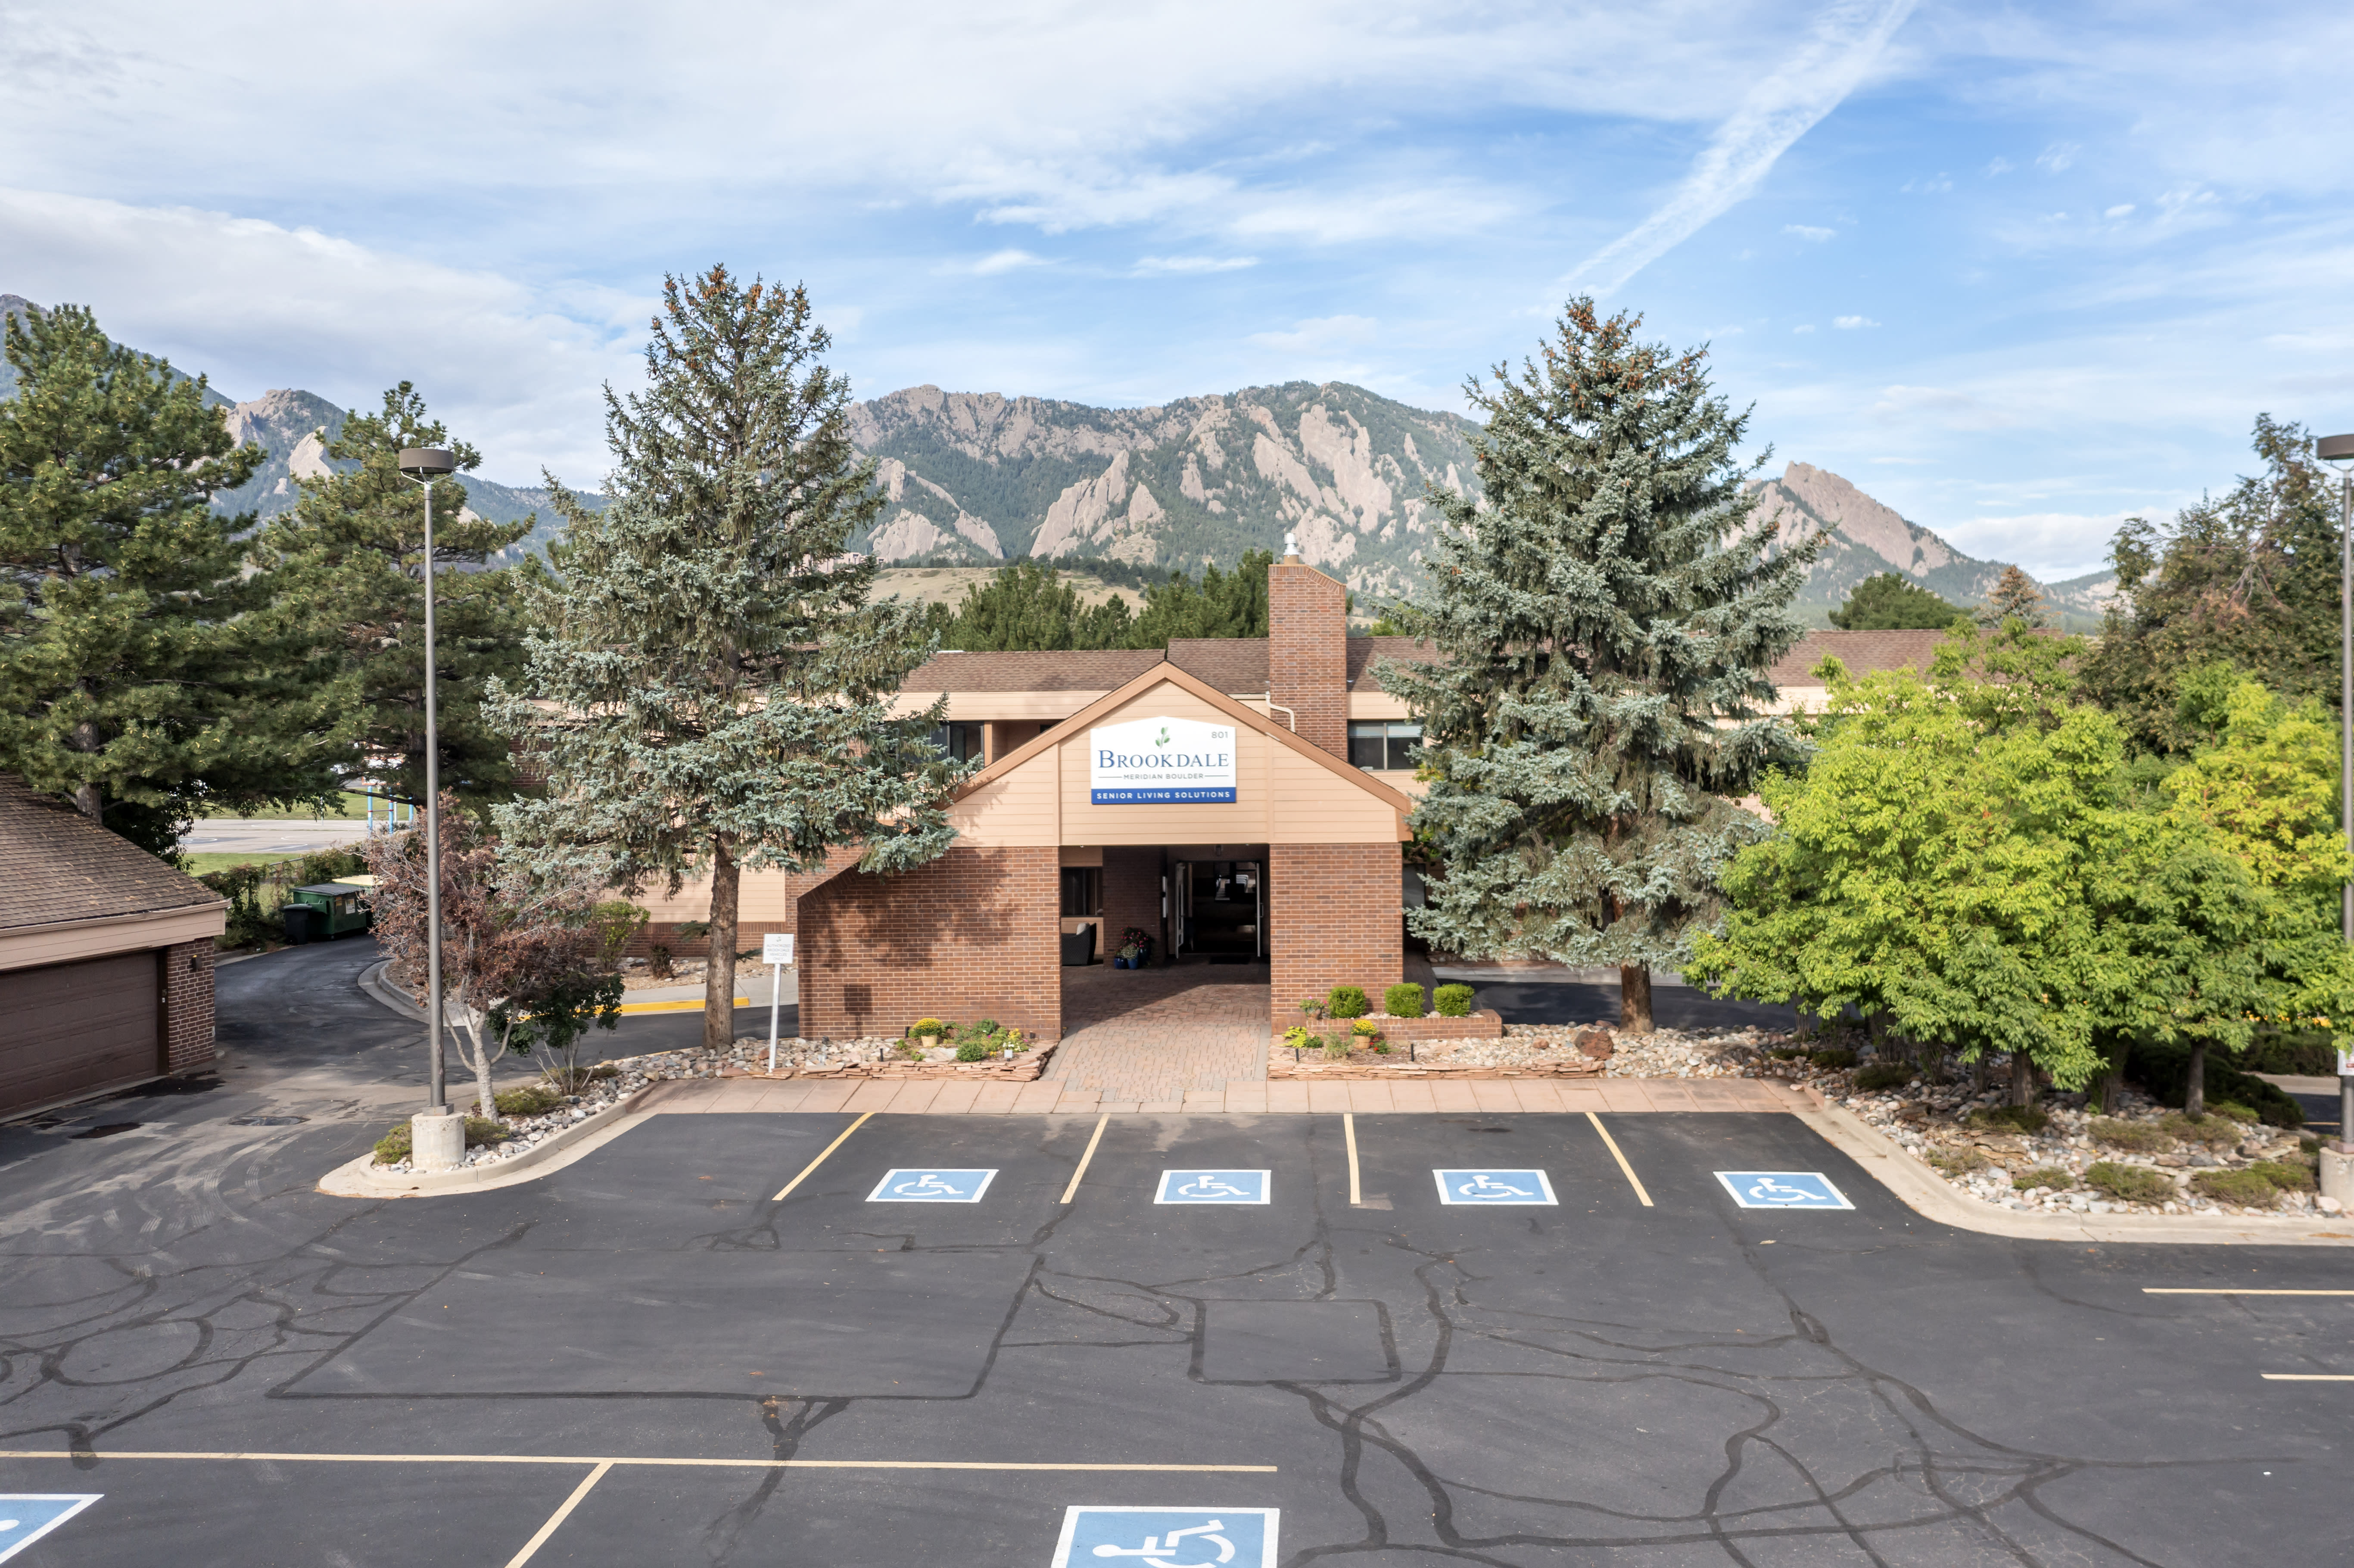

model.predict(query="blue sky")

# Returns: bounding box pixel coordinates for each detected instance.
[6,0,2350,580]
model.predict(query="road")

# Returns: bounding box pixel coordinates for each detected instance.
[0,945,2348,1566]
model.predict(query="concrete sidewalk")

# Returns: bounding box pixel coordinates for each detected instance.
[636,1073,1801,1116]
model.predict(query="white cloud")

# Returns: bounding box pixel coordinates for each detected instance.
[2104,202,2135,218]
[1868,384,2018,430]
[2036,142,2079,174]
[1985,157,2014,175]
[1784,224,1837,242]
[1133,255,1258,275]
[1793,324,1817,334]
[1561,0,1918,295]
[1945,510,2138,580]
[1834,314,1879,329]
[1247,314,1378,352]
[961,249,1050,275]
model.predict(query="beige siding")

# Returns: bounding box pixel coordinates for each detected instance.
[893,691,1107,721]
[950,755,1060,846]
[1269,741,1407,843]
[1056,686,1274,846]
[632,870,803,924]
[0,904,226,975]
[1346,690,1416,720]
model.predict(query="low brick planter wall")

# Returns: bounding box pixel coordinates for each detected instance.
[1373,1010,1505,1042]
[754,1044,1059,1083]
[1265,1049,1602,1081]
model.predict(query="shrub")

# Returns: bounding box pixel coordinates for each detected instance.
[1326,985,1370,1019]
[2084,1162,2175,1204]
[494,1085,562,1116]
[2089,1117,2169,1153]
[2013,1166,2074,1191]
[970,1018,1001,1037]
[2247,1030,2338,1076]
[1927,1147,1990,1175]
[372,1123,411,1165]
[1298,996,1326,1021]
[648,944,674,979]
[1808,1048,1858,1070]
[1433,984,1475,1017]
[1372,1041,1391,1054]
[590,1063,620,1081]
[1322,1035,1349,1059]
[955,1041,990,1063]
[2251,1159,2317,1193]
[1969,1104,2050,1135]
[2160,1112,2241,1148]
[2189,1168,2280,1207]
[2209,1101,2260,1125]
[1854,1064,1915,1093]
[908,1018,950,1039]
[373,1116,507,1166]
[1765,1047,1806,1061]
[2124,1038,2304,1127]
[1282,1026,1314,1048]
[1384,983,1427,1018]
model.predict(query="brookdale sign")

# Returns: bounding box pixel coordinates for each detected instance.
[1089,715,1238,804]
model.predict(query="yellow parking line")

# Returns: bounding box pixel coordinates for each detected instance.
[1585,1112,1653,1207]
[772,1111,873,1200]
[2261,1374,2354,1381]
[617,997,750,1015]
[504,1461,610,1568]
[1061,1114,1110,1204]
[2147,1281,2354,1290]
[0,1450,1277,1472]
[1343,1113,1362,1206]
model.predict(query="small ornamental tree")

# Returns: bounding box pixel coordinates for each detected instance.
[489,268,961,1048]
[1379,299,1818,1031]
[363,797,619,1113]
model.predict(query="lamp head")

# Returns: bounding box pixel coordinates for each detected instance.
[397,447,458,479]
[2316,433,2354,469]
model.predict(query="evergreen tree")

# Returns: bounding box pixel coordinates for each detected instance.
[489,267,960,1048]
[1828,571,1964,630]
[254,385,531,809]
[1379,299,1817,1031]
[1978,563,2046,628]
[2080,416,2342,753]
[1127,549,1274,644]
[0,302,327,852]
[935,560,1133,650]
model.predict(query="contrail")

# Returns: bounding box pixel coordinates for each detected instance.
[1563,0,1917,296]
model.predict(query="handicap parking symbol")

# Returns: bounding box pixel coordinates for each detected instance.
[1155,1170,1270,1205]
[1051,1506,1278,1567]
[1715,1170,1853,1210]
[0,1496,101,1563]
[1433,1168,1557,1205]
[866,1168,998,1203]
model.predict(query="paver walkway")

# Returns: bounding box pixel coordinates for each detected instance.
[638,1073,1800,1116]
[1041,961,1271,1108]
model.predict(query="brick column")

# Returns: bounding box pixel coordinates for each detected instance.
[1267,842,1403,1032]
[1269,558,1348,760]
[162,939,216,1073]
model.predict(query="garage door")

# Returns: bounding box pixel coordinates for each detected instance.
[0,949,163,1117]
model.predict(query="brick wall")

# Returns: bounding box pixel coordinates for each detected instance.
[1268,842,1403,1031]
[1100,846,1165,960]
[1269,561,1348,759]
[162,938,215,1073]
[797,844,1062,1040]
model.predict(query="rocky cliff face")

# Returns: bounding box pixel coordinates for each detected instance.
[847,381,1482,601]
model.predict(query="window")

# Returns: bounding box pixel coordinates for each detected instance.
[1061,867,1100,918]
[933,722,984,762]
[1348,721,1422,771]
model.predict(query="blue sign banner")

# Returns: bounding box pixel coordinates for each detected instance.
[1432,1169,1557,1205]
[1090,787,1237,805]
[866,1169,999,1203]
[1051,1506,1279,1567]
[0,1496,101,1563]
[1089,716,1238,806]
[1715,1171,1853,1210]
[1155,1170,1271,1205]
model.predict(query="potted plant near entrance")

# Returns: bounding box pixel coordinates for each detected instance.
[1117,927,1155,969]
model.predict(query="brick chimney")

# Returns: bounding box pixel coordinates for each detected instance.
[1268,544,1348,759]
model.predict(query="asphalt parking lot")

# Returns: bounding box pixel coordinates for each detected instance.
[4,1096,2351,1567]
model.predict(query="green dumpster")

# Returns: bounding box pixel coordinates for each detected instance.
[286,882,373,940]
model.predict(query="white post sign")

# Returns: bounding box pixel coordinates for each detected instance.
[763,933,795,1072]
[1089,715,1237,804]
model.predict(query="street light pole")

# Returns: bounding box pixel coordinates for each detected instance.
[397,447,460,1169]
[2318,432,2354,1181]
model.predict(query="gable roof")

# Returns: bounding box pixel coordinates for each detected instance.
[955,661,1416,817]
[0,776,227,931]
[1764,629,1948,688]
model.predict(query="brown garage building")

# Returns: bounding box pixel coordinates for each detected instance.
[0,776,225,1120]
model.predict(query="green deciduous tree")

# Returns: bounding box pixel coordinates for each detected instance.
[489,266,961,1047]
[2080,416,2341,754]
[1828,571,1965,630]
[253,385,532,810]
[1380,299,1817,1031]
[0,302,329,854]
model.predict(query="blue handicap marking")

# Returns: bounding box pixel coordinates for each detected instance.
[1155,1170,1270,1205]
[866,1168,998,1203]
[1052,1506,1279,1567]
[1716,1170,1853,1210]
[0,1496,101,1563]
[1433,1169,1557,1205]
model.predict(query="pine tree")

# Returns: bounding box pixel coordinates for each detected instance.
[0,302,328,852]
[1828,571,1964,630]
[1979,563,2046,628]
[489,267,961,1047]
[1378,299,1816,1031]
[255,385,531,809]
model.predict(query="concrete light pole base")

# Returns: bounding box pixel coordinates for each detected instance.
[411,1107,466,1172]
[2322,1147,2354,1207]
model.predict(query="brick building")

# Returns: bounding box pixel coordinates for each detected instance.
[625,554,1947,1042]
[0,775,227,1119]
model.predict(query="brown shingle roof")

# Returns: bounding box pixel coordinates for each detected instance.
[1348,636,1442,687]
[1765,630,1946,688]
[0,776,226,930]
[902,649,1162,693]
[1165,638,1267,692]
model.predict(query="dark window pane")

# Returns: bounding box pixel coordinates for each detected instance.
[1348,724,1386,769]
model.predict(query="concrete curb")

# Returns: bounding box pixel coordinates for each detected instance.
[316,1091,655,1200]
[357,958,426,1023]
[1796,1093,2354,1248]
